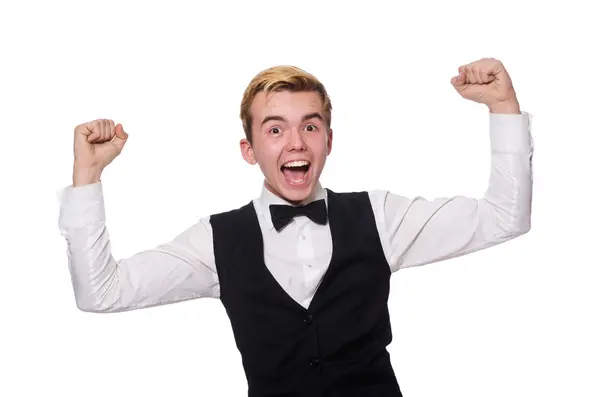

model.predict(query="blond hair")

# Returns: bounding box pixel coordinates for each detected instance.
[240,65,332,143]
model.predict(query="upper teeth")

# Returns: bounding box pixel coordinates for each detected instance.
[283,160,309,168]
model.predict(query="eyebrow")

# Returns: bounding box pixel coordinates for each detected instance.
[261,112,323,126]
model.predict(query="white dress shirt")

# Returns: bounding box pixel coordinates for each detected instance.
[57,112,533,313]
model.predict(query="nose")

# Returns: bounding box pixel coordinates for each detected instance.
[286,127,307,151]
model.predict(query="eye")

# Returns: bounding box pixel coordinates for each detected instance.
[305,124,318,132]
[269,127,281,134]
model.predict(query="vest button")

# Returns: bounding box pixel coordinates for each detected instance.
[309,358,320,367]
[305,314,313,324]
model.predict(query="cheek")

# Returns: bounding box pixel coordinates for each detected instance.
[309,135,329,156]
[254,142,282,169]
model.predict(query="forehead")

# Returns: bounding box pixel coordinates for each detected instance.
[250,90,323,121]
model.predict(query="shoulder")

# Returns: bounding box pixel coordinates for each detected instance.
[209,201,256,226]
[326,188,392,208]
[209,201,254,218]
[326,188,369,201]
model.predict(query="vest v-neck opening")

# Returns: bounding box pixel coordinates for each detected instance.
[250,189,339,315]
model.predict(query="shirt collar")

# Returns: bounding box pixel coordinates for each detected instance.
[254,181,328,231]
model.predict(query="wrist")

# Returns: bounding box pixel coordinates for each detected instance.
[488,99,521,114]
[73,167,103,187]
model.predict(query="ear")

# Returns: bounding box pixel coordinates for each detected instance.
[240,138,257,165]
[326,128,333,155]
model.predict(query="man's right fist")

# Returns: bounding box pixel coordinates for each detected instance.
[71,119,128,186]
[73,118,128,172]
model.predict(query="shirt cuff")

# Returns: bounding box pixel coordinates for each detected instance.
[57,182,105,227]
[489,111,534,154]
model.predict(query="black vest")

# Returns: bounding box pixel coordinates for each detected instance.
[210,189,402,397]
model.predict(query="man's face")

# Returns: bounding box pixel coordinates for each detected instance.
[240,90,332,205]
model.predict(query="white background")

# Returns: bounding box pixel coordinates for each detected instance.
[1,0,599,396]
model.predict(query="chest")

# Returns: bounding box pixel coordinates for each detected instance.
[262,217,333,306]
[210,190,391,313]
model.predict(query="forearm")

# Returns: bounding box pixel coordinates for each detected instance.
[64,221,123,312]
[58,183,118,311]
[482,110,533,236]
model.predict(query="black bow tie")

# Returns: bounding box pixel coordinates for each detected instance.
[269,199,327,232]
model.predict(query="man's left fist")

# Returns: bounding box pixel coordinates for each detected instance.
[451,58,520,114]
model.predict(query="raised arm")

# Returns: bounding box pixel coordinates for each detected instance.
[57,119,219,313]
[371,58,533,271]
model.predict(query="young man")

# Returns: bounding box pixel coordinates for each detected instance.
[57,58,533,396]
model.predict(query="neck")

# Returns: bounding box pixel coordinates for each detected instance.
[264,180,319,206]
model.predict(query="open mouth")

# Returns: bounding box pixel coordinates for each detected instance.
[280,160,311,185]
